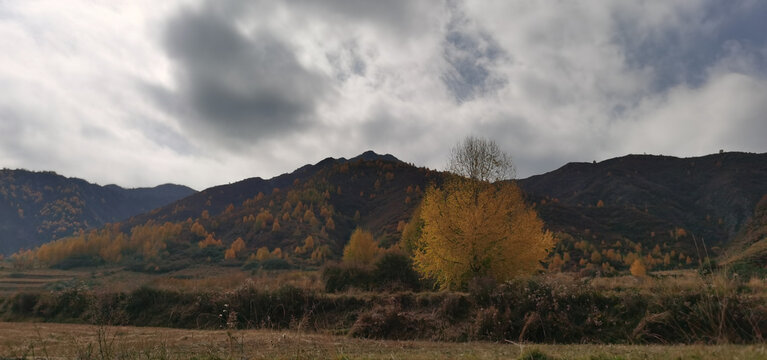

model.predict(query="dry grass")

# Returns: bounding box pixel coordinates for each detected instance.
[0,265,323,295]
[1,322,766,359]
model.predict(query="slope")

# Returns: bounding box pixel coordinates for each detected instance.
[518,152,767,271]
[0,169,196,254]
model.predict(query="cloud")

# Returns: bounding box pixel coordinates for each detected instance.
[441,2,508,103]
[611,1,767,91]
[0,0,765,190]
[153,2,331,148]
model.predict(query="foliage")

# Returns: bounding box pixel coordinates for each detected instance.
[413,137,554,289]
[323,252,422,292]
[372,251,422,291]
[342,228,380,266]
[415,180,554,289]
[630,259,647,277]
[259,258,294,270]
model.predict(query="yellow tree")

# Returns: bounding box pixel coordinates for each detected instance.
[255,246,271,261]
[414,136,555,289]
[225,237,246,260]
[342,228,380,265]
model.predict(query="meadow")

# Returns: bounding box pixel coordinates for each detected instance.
[3,322,767,360]
[3,259,767,360]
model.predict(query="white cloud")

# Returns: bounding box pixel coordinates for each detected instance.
[0,0,765,189]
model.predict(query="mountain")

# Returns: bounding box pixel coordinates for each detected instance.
[13,151,766,273]
[0,169,196,254]
[518,152,767,270]
[118,152,436,263]
[722,194,767,267]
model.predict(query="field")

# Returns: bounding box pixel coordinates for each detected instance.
[3,261,767,359]
[0,264,323,296]
[2,322,767,359]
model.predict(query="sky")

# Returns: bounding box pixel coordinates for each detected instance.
[1,0,766,190]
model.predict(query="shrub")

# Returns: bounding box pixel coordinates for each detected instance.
[372,252,422,291]
[241,260,260,270]
[260,258,293,270]
[322,263,373,292]
[349,303,434,340]
[51,255,104,269]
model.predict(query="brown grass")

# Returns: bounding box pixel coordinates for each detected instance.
[0,265,323,295]
[1,322,766,359]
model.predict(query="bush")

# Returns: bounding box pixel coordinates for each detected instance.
[349,303,434,340]
[241,260,260,270]
[51,255,104,269]
[260,258,293,270]
[323,253,423,293]
[372,252,422,291]
[322,263,373,292]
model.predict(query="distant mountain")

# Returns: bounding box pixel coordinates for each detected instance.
[0,169,196,254]
[120,151,434,259]
[518,152,767,268]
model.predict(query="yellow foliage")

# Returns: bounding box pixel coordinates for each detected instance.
[414,181,555,289]
[342,228,379,265]
[630,259,647,277]
[311,245,332,261]
[303,236,315,252]
[590,250,602,263]
[255,210,274,227]
[190,222,207,237]
[226,237,246,259]
[255,247,271,261]
[198,234,223,249]
[272,218,281,232]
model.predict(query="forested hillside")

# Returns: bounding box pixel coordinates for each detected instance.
[0,169,195,254]
[518,152,767,272]
[9,151,767,274]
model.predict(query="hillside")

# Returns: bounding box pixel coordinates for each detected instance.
[11,151,766,274]
[105,151,438,271]
[0,169,196,254]
[722,194,767,267]
[518,152,767,271]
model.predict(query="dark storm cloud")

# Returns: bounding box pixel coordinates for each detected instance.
[441,5,507,103]
[155,2,330,146]
[612,1,767,91]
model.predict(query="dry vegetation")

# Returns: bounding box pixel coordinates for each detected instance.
[2,322,767,360]
[0,263,322,296]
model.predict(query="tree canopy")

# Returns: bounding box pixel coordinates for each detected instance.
[413,137,554,289]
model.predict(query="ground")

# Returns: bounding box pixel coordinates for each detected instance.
[2,322,767,359]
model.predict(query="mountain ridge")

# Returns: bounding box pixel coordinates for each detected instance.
[0,168,196,254]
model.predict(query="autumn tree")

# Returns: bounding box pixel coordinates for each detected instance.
[255,246,271,261]
[225,237,246,260]
[630,258,647,277]
[413,136,554,289]
[342,228,380,265]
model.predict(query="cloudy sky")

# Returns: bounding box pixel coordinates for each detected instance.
[1,0,765,190]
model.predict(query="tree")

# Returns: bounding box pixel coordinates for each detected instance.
[630,258,647,277]
[255,246,271,261]
[446,135,514,182]
[413,137,554,290]
[342,228,380,265]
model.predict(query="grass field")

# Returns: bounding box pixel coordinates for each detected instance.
[2,322,767,360]
[0,264,322,296]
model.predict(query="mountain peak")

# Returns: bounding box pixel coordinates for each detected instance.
[349,150,401,163]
